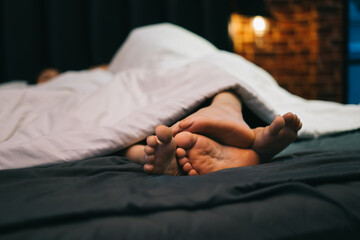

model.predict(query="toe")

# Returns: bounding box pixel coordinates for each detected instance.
[183,162,193,172]
[188,169,199,176]
[175,132,197,149]
[144,145,155,155]
[143,163,154,173]
[155,125,173,143]
[178,157,189,166]
[176,148,186,158]
[284,113,301,131]
[171,122,180,135]
[283,113,296,126]
[146,135,158,147]
[178,117,193,130]
[283,112,295,121]
[295,116,302,130]
[298,121,303,131]
[291,115,300,129]
[269,115,285,135]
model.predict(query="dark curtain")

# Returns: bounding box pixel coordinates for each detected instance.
[0,0,266,84]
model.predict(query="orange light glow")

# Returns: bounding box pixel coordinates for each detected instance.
[252,16,267,36]
[228,13,269,52]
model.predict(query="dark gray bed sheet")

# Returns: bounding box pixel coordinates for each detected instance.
[0,131,360,240]
[276,129,360,159]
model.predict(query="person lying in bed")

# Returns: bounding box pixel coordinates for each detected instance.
[37,68,301,176]
[126,91,302,176]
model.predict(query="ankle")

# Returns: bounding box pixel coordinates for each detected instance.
[211,91,242,107]
[211,99,242,115]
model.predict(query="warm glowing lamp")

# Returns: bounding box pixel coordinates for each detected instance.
[228,0,272,50]
[252,16,267,36]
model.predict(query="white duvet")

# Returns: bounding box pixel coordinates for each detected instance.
[1,23,359,170]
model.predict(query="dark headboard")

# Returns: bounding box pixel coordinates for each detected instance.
[0,0,268,84]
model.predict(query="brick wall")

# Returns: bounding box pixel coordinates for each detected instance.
[229,0,344,102]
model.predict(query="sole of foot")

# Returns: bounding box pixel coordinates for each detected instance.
[175,131,260,175]
[143,125,182,176]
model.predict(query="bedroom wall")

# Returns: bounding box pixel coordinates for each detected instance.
[229,0,345,103]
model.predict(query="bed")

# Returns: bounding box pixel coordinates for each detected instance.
[1,1,360,239]
[1,130,360,239]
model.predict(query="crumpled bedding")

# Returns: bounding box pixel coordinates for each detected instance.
[0,23,359,170]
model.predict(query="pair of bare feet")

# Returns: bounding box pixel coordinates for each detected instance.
[126,91,302,176]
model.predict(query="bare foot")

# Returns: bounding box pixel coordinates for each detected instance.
[125,144,147,165]
[143,125,182,175]
[251,112,302,162]
[172,92,255,148]
[175,132,260,175]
